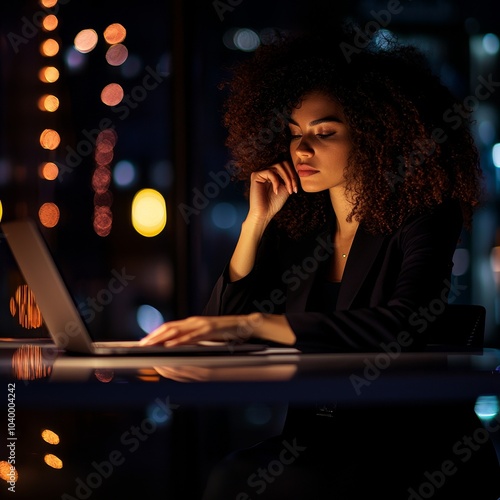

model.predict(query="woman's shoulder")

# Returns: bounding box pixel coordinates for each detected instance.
[397,198,463,237]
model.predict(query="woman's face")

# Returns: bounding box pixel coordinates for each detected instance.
[288,92,352,193]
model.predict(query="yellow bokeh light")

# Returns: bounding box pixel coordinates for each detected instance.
[41,429,60,445]
[40,129,60,150]
[74,29,98,53]
[38,94,59,112]
[132,189,167,237]
[0,200,2,222]
[39,66,59,83]
[44,454,63,469]
[40,38,59,57]
[0,461,18,482]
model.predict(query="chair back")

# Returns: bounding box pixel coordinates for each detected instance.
[426,304,485,352]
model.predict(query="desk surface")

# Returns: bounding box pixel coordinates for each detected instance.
[1,339,499,407]
[1,340,500,500]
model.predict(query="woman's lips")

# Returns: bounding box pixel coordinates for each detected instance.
[297,165,319,177]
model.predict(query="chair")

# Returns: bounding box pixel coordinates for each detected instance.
[425,304,485,352]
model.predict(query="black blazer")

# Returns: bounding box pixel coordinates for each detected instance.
[204,200,464,352]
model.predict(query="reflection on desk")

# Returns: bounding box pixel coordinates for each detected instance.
[0,341,499,500]
[0,342,499,406]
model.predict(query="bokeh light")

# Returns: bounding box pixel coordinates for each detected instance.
[0,200,2,222]
[40,0,58,7]
[42,14,58,31]
[0,461,18,483]
[41,429,60,445]
[94,191,113,208]
[132,188,167,237]
[93,206,113,237]
[106,44,128,66]
[211,202,237,229]
[44,454,63,469]
[38,202,60,227]
[40,129,60,150]
[40,162,59,180]
[137,304,165,333]
[94,369,114,383]
[74,29,98,53]
[478,120,495,145]
[12,345,52,380]
[113,160,137,187]
[92,166,111,193]
[64,47,86,71]
[475,395,500,420]
[97,128,117,148]
[40,38,60,57]
[233,28,260,51]
[39,66,60,83]
[101,83,124,106]
[10,285,43,329]
[451,248,469,276]
[493,143,500,168]
[38,94,59,112]
[482,33,500,55]
[103,23,126,44]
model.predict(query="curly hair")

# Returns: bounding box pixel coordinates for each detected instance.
[221,27,482,239]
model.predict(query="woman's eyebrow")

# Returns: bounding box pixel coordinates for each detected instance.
[288,115,343,126]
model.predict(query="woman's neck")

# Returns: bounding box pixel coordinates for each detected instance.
[329,188,359,238]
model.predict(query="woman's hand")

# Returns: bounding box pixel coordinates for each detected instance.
[138,314,257,347]
[139,313,296,347]
[247,160,298,225]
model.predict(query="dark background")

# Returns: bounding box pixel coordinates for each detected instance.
[1,0,500,345]
[1,1,500,499]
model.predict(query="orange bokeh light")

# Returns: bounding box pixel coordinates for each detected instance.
[101,83,124,106]
[39,66,60,83]
[103,23,126,44]
[42,14,58,31]
[38,94,59,112]
[40,129,60,150]
[10,285,43,329]
[40,162,59,180]
[40,0,58,7]
[40,38,59,57]
[38,202,60,227]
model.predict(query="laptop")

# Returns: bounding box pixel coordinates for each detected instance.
[1,218,266,356]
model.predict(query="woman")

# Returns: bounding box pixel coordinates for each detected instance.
[142,29,499,498]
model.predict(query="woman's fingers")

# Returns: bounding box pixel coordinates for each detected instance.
[271,160,298,195]
[138,316,248,346]
[252,161,297,195]
[251,169,282,195]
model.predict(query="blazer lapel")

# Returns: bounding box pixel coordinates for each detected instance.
[337,226,386,310]
[284,229,332,313]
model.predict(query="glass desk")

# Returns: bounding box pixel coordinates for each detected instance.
[1,340,499,499]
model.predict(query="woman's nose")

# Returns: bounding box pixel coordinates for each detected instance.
[295,138,313,158]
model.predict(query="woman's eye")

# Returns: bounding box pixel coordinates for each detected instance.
[316,133,334,139]
[290,134,302,140]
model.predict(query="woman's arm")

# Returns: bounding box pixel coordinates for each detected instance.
[228,161,297,281]
[139,312,296,347]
